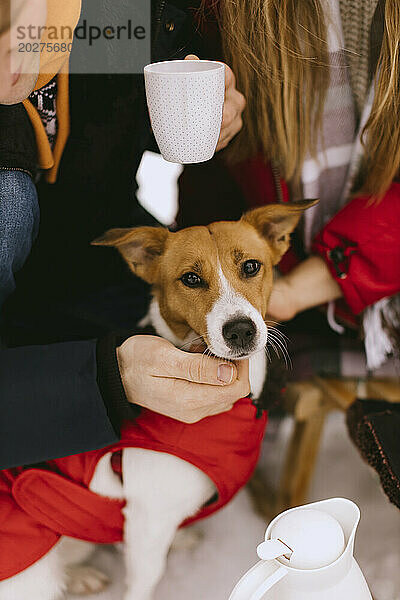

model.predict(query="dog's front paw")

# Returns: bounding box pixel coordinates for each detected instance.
[66,565,110,596]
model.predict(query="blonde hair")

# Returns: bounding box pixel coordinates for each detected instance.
[217,0,400,198]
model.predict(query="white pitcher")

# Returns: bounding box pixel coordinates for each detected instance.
[228,498,372,600]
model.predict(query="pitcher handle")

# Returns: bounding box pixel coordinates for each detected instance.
[249,564,288,600]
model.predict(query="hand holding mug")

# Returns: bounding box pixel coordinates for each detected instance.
[184,55,246,151]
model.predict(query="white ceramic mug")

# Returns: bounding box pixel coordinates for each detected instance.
[144,59,225,164]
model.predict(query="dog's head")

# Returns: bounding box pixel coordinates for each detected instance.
[93,201,317,360]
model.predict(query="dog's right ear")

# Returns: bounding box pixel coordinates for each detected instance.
[92,226,169,283]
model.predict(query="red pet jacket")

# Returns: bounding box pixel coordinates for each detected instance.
[0,397,267,580]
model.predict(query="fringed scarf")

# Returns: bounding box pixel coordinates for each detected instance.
[301,0,399,370]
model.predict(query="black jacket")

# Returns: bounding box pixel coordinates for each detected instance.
[0,1,204,469]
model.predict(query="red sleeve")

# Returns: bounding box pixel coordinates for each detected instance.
[312,183,400,315]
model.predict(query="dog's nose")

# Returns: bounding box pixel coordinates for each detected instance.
[222,318,256,351]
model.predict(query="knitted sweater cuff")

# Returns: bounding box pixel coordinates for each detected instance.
[96,333,141,434]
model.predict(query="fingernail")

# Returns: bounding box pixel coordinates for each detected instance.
[218,363,234,384]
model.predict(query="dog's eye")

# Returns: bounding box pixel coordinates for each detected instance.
[180,272,203,288]
[242,260,261,277]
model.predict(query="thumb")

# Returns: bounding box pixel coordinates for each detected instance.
[175,349,237,385]
[184,54,200,61]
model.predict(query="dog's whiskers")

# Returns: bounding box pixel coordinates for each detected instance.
[263,318,280,326]
[270,328,290,360]
[267,338,287,368]
[269,326,290,343]
[266,326,292,369]
[178,335,204,351]
[264,318,289,334]
[264,345,272,363]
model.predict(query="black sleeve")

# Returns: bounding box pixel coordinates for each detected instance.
[0,104,38,177]
[96,332,142,424]
[0,339,121,469]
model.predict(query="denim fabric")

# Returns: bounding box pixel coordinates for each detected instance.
[0,170,39,309]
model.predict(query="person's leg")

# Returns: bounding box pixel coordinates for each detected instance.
[0,170,39,309]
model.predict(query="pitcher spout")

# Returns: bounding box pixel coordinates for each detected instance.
[308,498,360,556]
[264,498,360,567]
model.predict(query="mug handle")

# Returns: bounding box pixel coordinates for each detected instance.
[249,564,288,600]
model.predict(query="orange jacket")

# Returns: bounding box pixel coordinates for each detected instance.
[22,0,81,182]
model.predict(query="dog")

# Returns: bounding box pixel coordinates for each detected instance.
[0,200,316,600]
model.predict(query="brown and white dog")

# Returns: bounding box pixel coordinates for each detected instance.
[0,201,316,600]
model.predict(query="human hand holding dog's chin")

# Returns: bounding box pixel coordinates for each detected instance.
[185,54,246,151]
[117,335,250,424]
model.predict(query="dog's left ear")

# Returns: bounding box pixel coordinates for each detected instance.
[242,199,319,265]
[92,226,169,283]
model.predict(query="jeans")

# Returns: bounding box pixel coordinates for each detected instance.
[0,170,39,310]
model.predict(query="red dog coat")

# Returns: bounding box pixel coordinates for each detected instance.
[0,398,267,580]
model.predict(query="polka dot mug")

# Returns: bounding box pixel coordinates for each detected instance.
[144,59,225,164]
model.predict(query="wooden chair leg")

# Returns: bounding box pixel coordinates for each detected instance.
[275,406,329,513]
[247,468,280,520]
[248,381,328,520]
[248,404,329,520]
